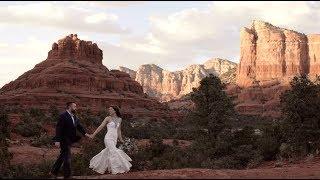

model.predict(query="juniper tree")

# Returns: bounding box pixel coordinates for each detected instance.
[280,75,320,156]
[189,73,236,140]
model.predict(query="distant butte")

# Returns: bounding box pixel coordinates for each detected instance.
[48,34,103,64]
[232,20,320,117]
[236,20,320,87]
[0,34,181,120]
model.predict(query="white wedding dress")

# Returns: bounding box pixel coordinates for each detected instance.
[89,117,132,174]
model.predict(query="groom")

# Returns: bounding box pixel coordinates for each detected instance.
[51,102,89,179]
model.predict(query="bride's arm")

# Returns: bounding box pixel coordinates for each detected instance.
[91,116,110,138]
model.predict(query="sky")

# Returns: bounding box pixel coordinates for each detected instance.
[1,1,320,88]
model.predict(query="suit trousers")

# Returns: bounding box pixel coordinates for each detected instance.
[51,141,72,178]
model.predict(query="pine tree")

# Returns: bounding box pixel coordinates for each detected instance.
[189,73,236,140]
[280,75,320,156]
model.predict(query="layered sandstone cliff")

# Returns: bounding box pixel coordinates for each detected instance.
[235,20,320,117]
[119,58,237,102]
[0,34,180,120]
[167,21,320,118]
[308,34,320,77]
[236,20,320,87]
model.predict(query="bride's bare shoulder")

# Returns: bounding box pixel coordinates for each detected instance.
[104,116,112,121]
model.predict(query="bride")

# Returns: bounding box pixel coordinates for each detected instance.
[86,105,132,175]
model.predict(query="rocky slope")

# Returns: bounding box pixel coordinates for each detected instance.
[119,58,237,102]
[0,34,180,120]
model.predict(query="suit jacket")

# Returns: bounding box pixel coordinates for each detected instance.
[52,111,86,145]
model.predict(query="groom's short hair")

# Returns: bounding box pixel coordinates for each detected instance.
[66,101,76,108]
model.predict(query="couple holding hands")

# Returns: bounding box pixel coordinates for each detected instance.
[50,102,132,179]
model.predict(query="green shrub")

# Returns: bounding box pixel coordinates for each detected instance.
[76,109,103,128]
[29,108,45,119]
[5,165,33,178]
[14,122,44,137]
[212,156,238,169]
[0,112,11,177]
[31,160,54,178]
[122,118,180,140]
[5,160,54,179]
[256,122,283,161]
[130,133,189,171]
[31,134,53,147]
[71,154,94,176]
[49,105,60,122]
[14,107,48,137]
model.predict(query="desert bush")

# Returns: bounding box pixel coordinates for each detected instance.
[14,107,48,137]
[191,126,263,169]
[31,134,53,147]
[76,109,103,128]
[122,117,181,140]
[14,121,44,137]
[29,108,46,119]
[48,105,60,122]
[130,132,189,171]
[118,137,138,155]
[256,122,283,161]
[5,160,54,179]
[5,165,34,178]
[0,111,11,177]
[71,153,95,176]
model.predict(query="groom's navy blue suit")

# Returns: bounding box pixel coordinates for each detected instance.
[51,110,86,178]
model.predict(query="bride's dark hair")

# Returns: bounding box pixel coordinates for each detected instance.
[110,105,121,118]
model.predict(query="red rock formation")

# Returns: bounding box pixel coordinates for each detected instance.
[47,34,103,64]
[169,21,320,118]
[237,27,257,88]
[0,34,181,120]
[235,20,320,117]
[119,58,237,102]
[308,34,320,78]
[236,20,310,87]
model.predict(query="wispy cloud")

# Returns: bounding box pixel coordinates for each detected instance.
[0,2,129,34]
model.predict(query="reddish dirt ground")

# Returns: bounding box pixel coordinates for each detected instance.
[73,166,320,179]
[71,157,320,179]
